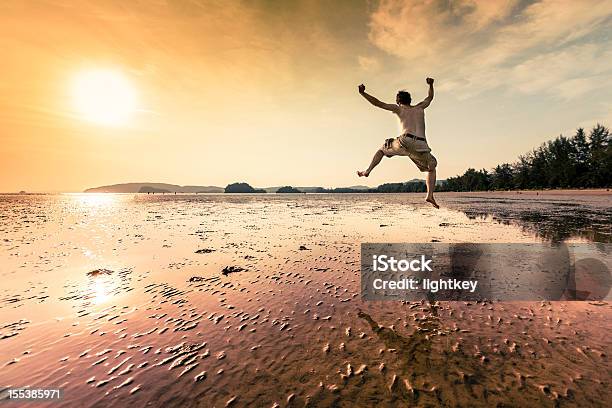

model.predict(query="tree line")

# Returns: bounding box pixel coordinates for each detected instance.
[439,124,610,191]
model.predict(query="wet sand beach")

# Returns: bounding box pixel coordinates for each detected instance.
[1,192,610,407]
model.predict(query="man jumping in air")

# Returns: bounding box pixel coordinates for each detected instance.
[357,78,439,209]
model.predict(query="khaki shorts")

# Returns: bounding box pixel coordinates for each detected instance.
[380,135,437,172]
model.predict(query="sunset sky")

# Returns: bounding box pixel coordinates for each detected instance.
[1,0,611,192]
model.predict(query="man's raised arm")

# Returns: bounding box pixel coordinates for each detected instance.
[417,77,434,108]
[358,84,398,112]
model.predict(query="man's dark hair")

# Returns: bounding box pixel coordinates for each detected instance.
[396,91,411,105]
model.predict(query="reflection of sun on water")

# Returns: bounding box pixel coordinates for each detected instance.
[93,279,110,305]
[74,193,117,207]
[83,270,124,307]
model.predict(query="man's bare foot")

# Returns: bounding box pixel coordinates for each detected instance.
[357,170,369,177]
[426,197,439,209]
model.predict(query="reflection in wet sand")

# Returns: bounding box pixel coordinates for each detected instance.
[444,192,612,242]
[0,192,610,407]
[72,193,118,208]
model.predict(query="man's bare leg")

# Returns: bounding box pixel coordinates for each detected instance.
[357,149,384,177]
[425,169,439,209]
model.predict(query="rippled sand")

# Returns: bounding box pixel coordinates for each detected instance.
[1,192,610,407]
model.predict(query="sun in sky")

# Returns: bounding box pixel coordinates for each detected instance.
[71,69,137,126]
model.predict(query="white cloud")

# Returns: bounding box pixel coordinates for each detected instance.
[368,0,519,61]
[367,0,612,99]
[507,43,612,99]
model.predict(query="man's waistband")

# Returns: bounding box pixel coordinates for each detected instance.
[401,133,426,142]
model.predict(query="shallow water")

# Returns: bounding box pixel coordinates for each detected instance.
[0,192,610,407]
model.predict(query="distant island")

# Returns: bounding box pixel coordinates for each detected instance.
[224,182,266,193]
[276,186,302,193]
[259,185,370,193]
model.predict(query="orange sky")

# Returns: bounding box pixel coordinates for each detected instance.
[1,0,611,192]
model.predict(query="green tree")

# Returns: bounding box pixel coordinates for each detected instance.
[442,124,610,191]
[571,128,589,186]
[492,163,513,190]
[588,124,611,187]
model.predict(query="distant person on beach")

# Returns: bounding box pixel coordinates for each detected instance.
[357,78,439,209]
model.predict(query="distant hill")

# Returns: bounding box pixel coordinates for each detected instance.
[85,183,223,193]
[138,186,170,193]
